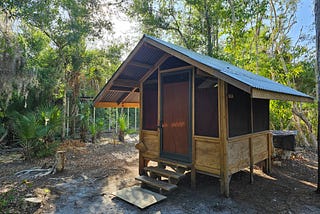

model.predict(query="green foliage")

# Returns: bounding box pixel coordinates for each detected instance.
[10,106,61,159]
[88,118,104,143]
[0,0,125,143]
[79,102,91,141]
[126,129,139,135]
[118,114,127,132]
[270,100,293,130]
[37,105,62,142]
[81,45,123,97]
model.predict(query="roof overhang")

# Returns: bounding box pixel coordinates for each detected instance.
[251,88,313,103]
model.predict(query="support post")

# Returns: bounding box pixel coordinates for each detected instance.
[139,81,144,175]
[249,97,254,183]
[191,67,196,189]
[249,138,254,183]
[267,132,272,173]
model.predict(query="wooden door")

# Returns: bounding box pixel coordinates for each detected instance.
[160,71,191,162]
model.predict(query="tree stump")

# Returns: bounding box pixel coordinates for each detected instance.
[56,151,66,172]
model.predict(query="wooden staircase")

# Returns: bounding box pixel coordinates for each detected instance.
[135,160,190,194]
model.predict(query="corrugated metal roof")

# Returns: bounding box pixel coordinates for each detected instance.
[145,35,312,100]
[94,35,312,107]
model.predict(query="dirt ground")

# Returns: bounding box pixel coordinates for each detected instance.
[1,134,320,214]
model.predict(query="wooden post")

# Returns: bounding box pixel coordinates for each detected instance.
[267,132,272,173]
[219,80,230,197]
[249,97,254,183]
[191,67,196,189]
[139,81,144,175]
[56,151,66,172]
[249,138,254,183]
[157,67,161,156]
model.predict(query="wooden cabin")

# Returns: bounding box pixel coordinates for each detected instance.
[94,35,313,196]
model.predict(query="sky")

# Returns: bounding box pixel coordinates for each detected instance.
[291,0,315,44]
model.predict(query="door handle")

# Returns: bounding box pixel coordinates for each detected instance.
[157,121,163,129]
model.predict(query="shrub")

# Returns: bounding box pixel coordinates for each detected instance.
[10,106,61,160]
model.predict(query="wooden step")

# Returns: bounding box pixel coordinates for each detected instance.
[144,166,185,180]
[152,158,191,169]
[135,175,177,192]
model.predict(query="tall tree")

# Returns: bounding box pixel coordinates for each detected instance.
[0,12,38,110]
[1,0,112,138]
[315,0,320,193]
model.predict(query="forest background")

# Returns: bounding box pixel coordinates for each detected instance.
[0,0,317,159]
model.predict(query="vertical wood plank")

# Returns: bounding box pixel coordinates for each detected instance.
[267,132,272,173]
[191,67,196,189]
[249,138,254,183]
[157,68,161,154]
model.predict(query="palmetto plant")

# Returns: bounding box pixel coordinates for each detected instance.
[12,112,45,160]
[118,114,127,142]
[38,105,62,142]
[88,118,104,143]
[11,106,62,159]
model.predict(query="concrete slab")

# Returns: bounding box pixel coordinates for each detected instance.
[112,186,166,209]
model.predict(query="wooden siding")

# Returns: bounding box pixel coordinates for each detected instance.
[228,131,271,174]
[252,134,269,163]
[141,130,160,159]
[228,137,250,174]
[194,136,220,176]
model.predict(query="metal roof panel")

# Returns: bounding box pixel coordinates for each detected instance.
[145,35,312,100]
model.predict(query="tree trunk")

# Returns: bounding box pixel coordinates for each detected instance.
[292,115,310,147]
[69,71,80,138]
[62,86,67,139]
[204,0,213,57]
[315,0,320,193]
[56,151,66,172]
[292,104,317,148]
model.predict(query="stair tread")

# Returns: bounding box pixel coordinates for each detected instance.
[144,166,185,179]
[135,175,177,192]
[152,158,191,169]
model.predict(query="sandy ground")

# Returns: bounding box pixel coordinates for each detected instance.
[1,134,320,213]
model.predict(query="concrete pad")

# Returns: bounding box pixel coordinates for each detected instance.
[112,186,166,209]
